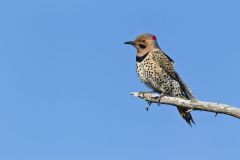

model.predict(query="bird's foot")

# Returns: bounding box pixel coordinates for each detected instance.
[157,93,167,106]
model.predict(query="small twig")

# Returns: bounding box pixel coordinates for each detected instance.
[131,92,240,119]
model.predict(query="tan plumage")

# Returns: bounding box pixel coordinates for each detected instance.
[125,33,195,126]
[152,50,195,125]
[152,50,195,100]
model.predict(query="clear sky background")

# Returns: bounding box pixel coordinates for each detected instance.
[0,0,239,160]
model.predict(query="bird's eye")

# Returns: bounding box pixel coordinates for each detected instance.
[142,40,145,42]
[139,44,146,49]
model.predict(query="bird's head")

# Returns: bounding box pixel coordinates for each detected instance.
[124,33,159,57]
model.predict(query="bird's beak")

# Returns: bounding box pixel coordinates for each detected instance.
[124,41,136,45]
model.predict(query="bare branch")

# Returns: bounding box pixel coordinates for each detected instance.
[131,92,240,119]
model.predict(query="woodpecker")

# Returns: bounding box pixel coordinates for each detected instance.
[124,33,195,126]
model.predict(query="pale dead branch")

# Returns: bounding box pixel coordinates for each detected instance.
[131,92,240,119]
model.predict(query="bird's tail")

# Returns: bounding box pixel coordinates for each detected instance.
[176,93,195,126]
[177,106,195,126]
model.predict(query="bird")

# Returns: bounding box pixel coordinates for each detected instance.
[124,33,195,126]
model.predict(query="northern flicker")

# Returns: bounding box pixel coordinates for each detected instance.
[124,33,195,126]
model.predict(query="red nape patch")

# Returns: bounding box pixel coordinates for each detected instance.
[152,35,157,40]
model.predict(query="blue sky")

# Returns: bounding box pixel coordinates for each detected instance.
[0,0,239,159]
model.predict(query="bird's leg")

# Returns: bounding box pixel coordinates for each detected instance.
[157,93,168,106]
